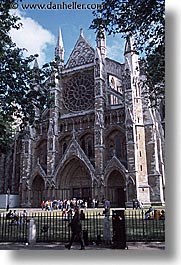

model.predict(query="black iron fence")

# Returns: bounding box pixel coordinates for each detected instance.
[0,210,165,244]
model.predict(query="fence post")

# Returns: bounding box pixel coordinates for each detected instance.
[28,218,36,245]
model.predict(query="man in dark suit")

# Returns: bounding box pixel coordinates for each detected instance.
[65,207,85,250]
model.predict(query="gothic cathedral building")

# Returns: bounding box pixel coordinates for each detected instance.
[0,28,165,207]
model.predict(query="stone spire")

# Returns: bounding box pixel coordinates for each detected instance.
[96,25,106,59]
[33,58,39,69]
[80,28,84,37]
[55,28,64,66]
[124,34,139,76]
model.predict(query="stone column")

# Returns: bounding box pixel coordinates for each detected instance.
[94,47,106,202]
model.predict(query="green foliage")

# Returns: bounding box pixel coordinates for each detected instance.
[0,0,56,153]
[91,0,165,105]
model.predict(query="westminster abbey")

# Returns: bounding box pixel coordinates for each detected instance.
[0,28,165,207]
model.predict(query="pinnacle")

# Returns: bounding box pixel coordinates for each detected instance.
[57,27,64,48]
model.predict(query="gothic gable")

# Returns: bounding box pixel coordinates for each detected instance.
[104,156,127,181]
[29,160,47,187]
[65,31,95,69]
[54,137,95,180]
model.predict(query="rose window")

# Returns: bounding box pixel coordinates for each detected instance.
[63,72,94,112]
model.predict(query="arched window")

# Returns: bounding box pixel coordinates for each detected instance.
[106,130,127,162]
[115,135,121,158]
[87,138,93,158]
[110,77,115,89]
[62,142,67,154]
[108,141,114,159]
[81,139,86,153]
[37,140,47,170]
[81,135,94,159]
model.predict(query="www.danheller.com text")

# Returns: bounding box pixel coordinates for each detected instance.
[6,1,104,10]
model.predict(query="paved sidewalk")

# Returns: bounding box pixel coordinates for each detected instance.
[0,242,165,251]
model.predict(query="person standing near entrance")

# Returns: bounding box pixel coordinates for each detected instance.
[65,207,85,250]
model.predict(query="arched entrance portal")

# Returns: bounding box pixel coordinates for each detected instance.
[58,158,92,201]
[31,175,45,207]
[107,170,126,207]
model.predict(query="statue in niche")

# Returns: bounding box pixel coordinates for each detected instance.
[95,109,104,127]
[100,176,105,187]
[26,180,30,191]
[49,138,53,150]
[48,118,54,135]
[95,83,101,96]
[95,130,101,145]
[95,58,100,77]
[127,130,133,141]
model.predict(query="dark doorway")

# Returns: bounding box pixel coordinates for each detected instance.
[72,187,91,201]
[117,187,126,208]
[107,170,125,207]
[32,176,45,207]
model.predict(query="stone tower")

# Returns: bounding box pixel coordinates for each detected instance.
[124,35,150,204]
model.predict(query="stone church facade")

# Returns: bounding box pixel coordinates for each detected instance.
[0,28,165,208]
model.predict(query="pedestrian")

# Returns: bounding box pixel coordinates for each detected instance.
[92,198,96,208]
[84,200,87,210]
[41,200,45,210]
[12,210,19,224]
[159,210,165,220]
[137,200,143,209]
[6,210,13,220]
[22,209,28,223]
[80,210,85,220]
[145,206,154,219]
[132,199,136,210]
[65,207,85,250]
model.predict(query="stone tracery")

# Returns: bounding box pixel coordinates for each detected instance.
[62,71,94,112]
[66,39,95,69]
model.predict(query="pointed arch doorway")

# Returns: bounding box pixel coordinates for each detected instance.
[106,170,126,207]
[31,175,45,207]
[58,157,92,201]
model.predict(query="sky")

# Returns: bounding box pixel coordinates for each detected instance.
[10,0,125,66]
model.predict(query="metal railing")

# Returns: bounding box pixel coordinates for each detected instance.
[0,210,165,243]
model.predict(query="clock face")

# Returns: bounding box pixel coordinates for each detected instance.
[62,71,94,112]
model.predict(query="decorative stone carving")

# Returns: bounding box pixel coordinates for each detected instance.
[95,130,101,145]
[62,71,94,112]
[95,59,100,77]
[66,38,95,69]
[95,82,101,96]
[95,109,104,127]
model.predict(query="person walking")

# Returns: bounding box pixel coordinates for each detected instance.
[65,207,85,250]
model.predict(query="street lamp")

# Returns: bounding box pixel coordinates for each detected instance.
[6,188,10,211]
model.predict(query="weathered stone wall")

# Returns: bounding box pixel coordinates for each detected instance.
[0,32,165,207]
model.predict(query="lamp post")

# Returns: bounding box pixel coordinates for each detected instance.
[6,188,10,211]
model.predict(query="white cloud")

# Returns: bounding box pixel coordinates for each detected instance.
[10,10,55,65]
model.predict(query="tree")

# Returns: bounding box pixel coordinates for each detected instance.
[90,0,165,106]
[0,0,55,153]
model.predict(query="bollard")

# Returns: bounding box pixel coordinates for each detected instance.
[28,218,36,245]
[112,210,127,249]
[103,216,111,244]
